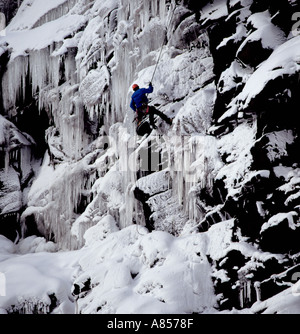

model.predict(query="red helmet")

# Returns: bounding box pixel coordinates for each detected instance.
[132,84,139,91]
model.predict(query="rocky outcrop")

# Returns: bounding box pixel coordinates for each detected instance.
[192,0,300,310]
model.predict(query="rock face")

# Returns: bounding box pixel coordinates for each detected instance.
[0,115,35,241]
[0,0,299,313]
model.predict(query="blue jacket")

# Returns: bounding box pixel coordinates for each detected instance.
[130,85,154,111]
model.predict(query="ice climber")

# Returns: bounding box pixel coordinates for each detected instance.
[130,83,172,130]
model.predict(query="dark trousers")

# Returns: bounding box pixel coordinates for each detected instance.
[136,105,171,126]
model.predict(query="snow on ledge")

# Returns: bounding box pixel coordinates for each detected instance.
[7,0,70,31]
[260,211,299,233]
[239,35,300,109]
[218,35,300,122]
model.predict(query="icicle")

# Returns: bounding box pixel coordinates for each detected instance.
[247,280,252,303]
[120,183,135,229]
[2,56,29,111]
[238,279,253,308]
[254,281,261,302]
[238,281,244,309]
[4,150,9,174]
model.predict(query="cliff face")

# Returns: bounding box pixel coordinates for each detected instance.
[0,0,299,314]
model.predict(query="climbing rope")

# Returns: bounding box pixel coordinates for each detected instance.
[150,2,177,83]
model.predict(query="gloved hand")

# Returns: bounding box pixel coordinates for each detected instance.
[149,82,153,87]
